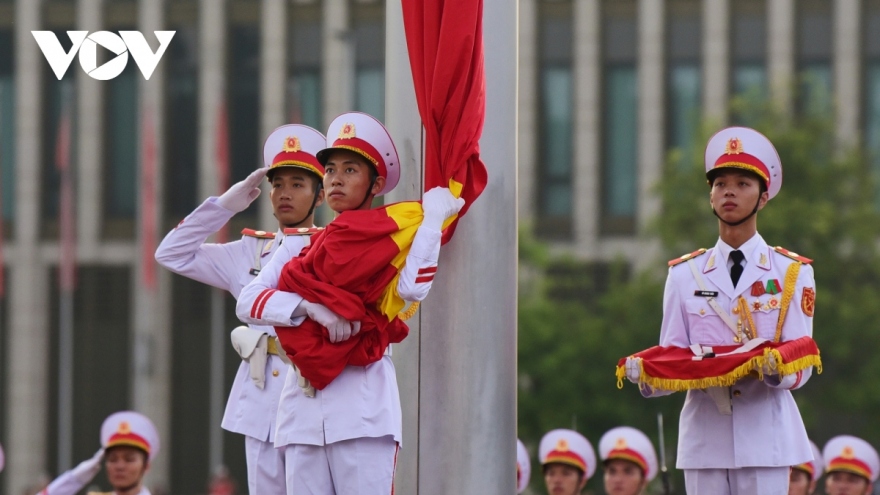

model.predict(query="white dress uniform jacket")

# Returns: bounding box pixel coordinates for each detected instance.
[155,198,306,442]
[653,233,814,469]
[236,224,443,448]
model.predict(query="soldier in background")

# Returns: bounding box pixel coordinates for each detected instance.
[599,426,657,495]
[39,411,159,495]
[822,435,878,495]
[539,429,596,495]
[789,440,823,495]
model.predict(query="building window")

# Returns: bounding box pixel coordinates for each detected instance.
[227,23,261,231]
[865,0,880,206]
[288,3,322,129]
[601,0,637,236]
[534,0,573,239]
[353,1,385,121]
[0,28,14,239]
[103,62,139,239]
[797,0,833,118]
[731,0,767,102]
[41,30,77,240]
[666,0,702,155]
[164,23,199,229]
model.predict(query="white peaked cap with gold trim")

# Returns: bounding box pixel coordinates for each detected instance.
[539,429,597,481]
[599,426,658,481]
[516,438,531,493]
[100,411,160,461]
[263,124,326,180]
[317,112,400,196]
[823,435,880,482]
[705,126,782,200]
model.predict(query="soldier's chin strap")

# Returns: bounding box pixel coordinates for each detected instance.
[283,181,324,229]
[712,195,761,227]
[354,175,378,211]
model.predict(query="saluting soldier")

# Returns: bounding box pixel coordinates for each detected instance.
[626,127,817,494]
[154,124,326,493]
[40,411,159,495]
[789,440,823,495]
[517,438,531,493]
[822,435,879,495]
[599,426,658,495]
[539,429,597,495]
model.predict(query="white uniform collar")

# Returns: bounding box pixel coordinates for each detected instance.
[715,232,763,269]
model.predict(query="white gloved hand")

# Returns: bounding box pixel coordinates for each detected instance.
[421,187,466,231]
[300,300,360,343]
[754,357,779,376]
[72,448,105,483]
[625,356,642,384]
[217,167,268,213]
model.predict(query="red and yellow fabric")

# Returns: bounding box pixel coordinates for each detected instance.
[274,201,424,390]
[106,427,151,455]
[616,336,822,392]
[402,0,489,244]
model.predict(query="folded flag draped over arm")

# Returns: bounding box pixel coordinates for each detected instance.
[402,0,488,243]
[616,336,822,392]
[275,202,423,390]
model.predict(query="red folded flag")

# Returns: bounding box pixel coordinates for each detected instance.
[275,202,423,390]
[616,336,822,392]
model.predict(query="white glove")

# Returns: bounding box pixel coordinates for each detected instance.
[625,356,642,384]
[299,300,361,343]
[217,167,268,213]
[754,357,779,376]
[72,448,105,483]
[421,187,466,231]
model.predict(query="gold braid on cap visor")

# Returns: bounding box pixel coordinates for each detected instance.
[271,160,325,179]
[712,162,769,183]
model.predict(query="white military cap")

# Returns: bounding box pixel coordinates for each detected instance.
[704,126,782,200]
[516,438,531,493]
[101,411,160,461]
[263,124,326,180]
[539,429,597,481]
[823,435,880,482]
[599,426,659,481]
[793,440,824,481]
[317,112,401,196]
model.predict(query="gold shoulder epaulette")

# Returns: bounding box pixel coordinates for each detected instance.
[668,248,707,267]
[240,228,276,239]
[283,227,325,236]
[773,246,813,264]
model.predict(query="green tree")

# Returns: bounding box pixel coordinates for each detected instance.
[518,101,880,494]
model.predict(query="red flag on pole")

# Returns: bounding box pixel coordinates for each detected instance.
[140,108,157,290]
[57,89,76,292]
[215,100,230,244]
[401,0,489,243]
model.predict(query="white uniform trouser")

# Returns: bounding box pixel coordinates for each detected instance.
[684,467,790,495]
[245,435,287,494]
[284,435,398,495]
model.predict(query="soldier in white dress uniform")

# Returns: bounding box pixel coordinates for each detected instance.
[517,438,531,493]
[789,440,823,495]
[822,435,879,495]
[40,411,159,495]
[539,429,597,495]
[155,124,327,493]
[598,426,658,495]
[626,127,817,494]
[236,111,464,494]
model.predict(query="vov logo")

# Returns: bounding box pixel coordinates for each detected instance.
[32,31,175,81]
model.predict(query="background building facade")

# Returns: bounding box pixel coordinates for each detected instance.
[0,0,876,493]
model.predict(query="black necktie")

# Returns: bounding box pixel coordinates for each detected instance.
[730,250,745,287]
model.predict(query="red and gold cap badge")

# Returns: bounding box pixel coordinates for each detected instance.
[338,122,356,139]
[283,136,301,153]
[724,137,743,155]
